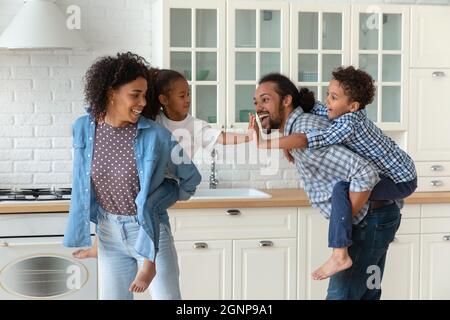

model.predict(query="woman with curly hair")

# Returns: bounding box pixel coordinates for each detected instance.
[63,52,201,299]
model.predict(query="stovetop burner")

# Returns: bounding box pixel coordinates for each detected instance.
[0,188,72,202]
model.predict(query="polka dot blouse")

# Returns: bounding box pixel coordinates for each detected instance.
[91,122,140,215]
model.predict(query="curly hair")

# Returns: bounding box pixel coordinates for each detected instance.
[83,52,152,121]
[331,66,375,109]
[142,68,186,120]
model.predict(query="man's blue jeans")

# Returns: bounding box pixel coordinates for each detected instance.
[326,202,402,300]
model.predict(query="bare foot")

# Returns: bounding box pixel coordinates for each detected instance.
[312,254,353,281]
[72,248,98,259]
[129,268,156,293]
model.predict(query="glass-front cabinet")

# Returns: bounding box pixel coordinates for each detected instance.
[153,1,410,133]
[227,0,289,129]
[152,0,226,128]
[290,4,351,105]
[352,5,410,131]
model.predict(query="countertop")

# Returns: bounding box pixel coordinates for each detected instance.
[1,189,450,214]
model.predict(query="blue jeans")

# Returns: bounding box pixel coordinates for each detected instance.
[326,202,402,300]
[328,177,416,248]
[97,206,181,300]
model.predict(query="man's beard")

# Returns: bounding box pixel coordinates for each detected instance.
[264,103,283,134]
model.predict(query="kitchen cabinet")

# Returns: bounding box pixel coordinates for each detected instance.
[175,240,232,300]
[410,6,450,68]
[168,207,298,300]
[419,204,450,300]
[351,5,410,131]
[226,0,289,130]
[151,0,227,129]
[289,4,351,105]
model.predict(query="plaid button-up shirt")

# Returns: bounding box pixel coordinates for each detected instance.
[284,107,380,224]
[306,102,417,183]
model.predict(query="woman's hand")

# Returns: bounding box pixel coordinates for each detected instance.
[283,149,294,164]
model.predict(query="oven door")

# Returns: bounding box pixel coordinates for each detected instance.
[0,236,97,300]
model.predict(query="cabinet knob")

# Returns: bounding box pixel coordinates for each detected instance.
[430,180,444,187]
[430,165,444,172]
[443,235,450,241]
[226,209,241,216]
[193,242,208,249]
[432,71,446,77]
[259,240,274,247]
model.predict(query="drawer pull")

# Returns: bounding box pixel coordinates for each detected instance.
[193,243,208,249]
[443,236,450,241]
[259,240,274,247]
[1,242,9,247]
[226,209,241,216]
[430,165,444,172]
[432,71,446,77]
[430,180,444,187]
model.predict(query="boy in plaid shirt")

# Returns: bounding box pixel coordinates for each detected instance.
[251,67,417,280]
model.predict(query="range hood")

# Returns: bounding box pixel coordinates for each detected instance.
[0,0,87,49]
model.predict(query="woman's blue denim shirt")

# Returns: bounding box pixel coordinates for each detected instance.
[63,110,202,261]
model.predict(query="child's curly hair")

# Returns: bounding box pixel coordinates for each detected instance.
[83,52,152,121]
[332,66,375,109]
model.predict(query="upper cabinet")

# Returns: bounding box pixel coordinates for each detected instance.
[227,0,289,129]
[411,6,450,68]
[152,0,227,129]
[351,5,410,131]
[290,4,351,104]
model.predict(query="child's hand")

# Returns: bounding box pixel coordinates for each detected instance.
[283,149,294,164]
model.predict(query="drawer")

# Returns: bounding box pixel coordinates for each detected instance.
[397,218,421,235]
[421,204,450,218]
[416,177,450,192]
[168,207,297,240]
[421,218,450,234]
[416,162,450,177]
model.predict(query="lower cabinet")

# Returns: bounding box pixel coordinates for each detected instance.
[170,207,298,300]
[167,203,450,300]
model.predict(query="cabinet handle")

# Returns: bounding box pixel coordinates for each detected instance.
[193,242,208,249]
[443,235,450,241]
[1,242,9,247]
[432,71,446,77]
[430,180,444,187]
[430,165,444,172]
[226,209,241,216]
[259,240,274,247]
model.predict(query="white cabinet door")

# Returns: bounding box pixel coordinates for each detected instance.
[411,6,450,68]
[227,0,289,129]
[351,5,410,131]
[302,208,331,300]
[408,69,450,161]
[420,233,450,300]
[290,4,351,103]
[233,238,297,300]
[381,235,420,300]
[175,240,232,300]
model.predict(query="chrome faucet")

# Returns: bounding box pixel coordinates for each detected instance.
[209,148,218,189]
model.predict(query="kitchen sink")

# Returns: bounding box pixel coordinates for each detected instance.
[189,188,272,200]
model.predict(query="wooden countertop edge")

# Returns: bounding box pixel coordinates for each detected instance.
[1,190,450,214]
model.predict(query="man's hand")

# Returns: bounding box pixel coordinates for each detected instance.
[284,149,294,164]
[248,113,260,146]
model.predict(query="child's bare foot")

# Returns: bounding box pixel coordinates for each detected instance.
[72,248,98,259]
[312,253,353,281]
[129,268,156,293]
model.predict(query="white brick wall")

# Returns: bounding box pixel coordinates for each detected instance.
[0,0,449,189]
